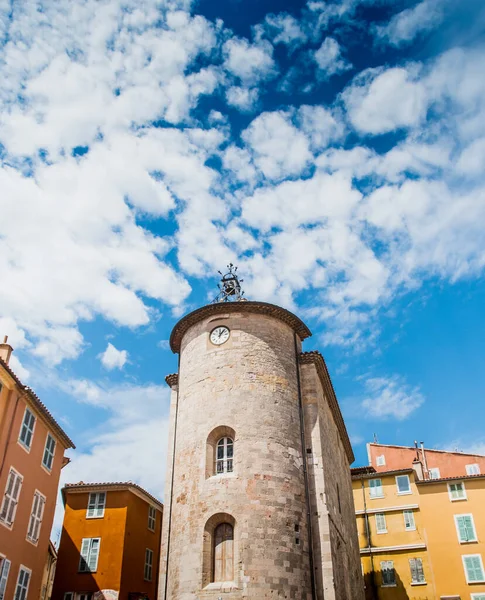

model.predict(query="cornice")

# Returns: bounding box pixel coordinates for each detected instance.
[165,373,178,388]
[299,351,354,464]
[63,482,163,511]
[169,301,312,353]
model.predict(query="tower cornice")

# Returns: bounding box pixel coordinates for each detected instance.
[169,300,312,353]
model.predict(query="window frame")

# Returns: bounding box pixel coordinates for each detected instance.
[462,554,485,584]
[369,478,384,499]
[409,557,426,584]
[86,492,106,519]
[0,467,23,528]
[78,538,101,573]
[215,437,234,475]
[454,514,478,544]
[376,455,386,467]
[466,464,480,476]
[448,481,467,501]
[26,490,46,545]
[18,408,36,452]
[380,560,396,587]
[0,558,11,600]
[471,594,485,600]
[63,594,74,600]
[403,509,416,531]
[148,506,156,532]
[144,548,153,581]
[14,565,31,600]
[396,474,412,495]
[375,513,387,534]
[42,434,56,472]
[428,467,440,479]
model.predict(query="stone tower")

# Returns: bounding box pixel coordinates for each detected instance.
[159,296,364,600]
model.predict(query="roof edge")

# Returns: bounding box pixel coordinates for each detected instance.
[63,482,163,510]
[169,301,312,353]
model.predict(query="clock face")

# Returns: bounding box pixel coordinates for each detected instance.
[210,326,230,345]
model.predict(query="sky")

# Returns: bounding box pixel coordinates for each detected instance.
[1,0,485,541]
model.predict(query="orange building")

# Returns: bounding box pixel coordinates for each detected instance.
[353,442,485,600]
[0,337,74,600]
[52,482,163,600]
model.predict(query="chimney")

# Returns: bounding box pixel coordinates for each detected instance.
[0,335,13,365]
[420,441,429,478]
[412,459,424,481]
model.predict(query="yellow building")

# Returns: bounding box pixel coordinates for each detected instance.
[352,444,485,600]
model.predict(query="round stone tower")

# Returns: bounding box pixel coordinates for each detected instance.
[160,300,314,599]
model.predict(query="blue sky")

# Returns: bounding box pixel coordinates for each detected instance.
[1,0,485,538]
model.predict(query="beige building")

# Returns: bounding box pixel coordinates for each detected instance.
[158,294,364,600]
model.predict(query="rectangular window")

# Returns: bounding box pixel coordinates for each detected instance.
[0,468,23,526]
[27,491,46,544]
[448,482,467,501]
[396,475,411,494]
[144,548,153,581]
[86,492,106,518]
[369,479,384,498]
[455,514,477,543]
[63,594,74,600]
[375,513,387,534]
[463,554,485,583]
[466,464,480,476]
[14,566,31,600]
[376,455,386,467]
[42,435,56,471]
[0,559,11,600]
[429,468,440,479]
[148,506,156,531]
[380,560,396,586]
[404,510,416,531]
[77,594,92,600]
[19,408,36,450]
[409,558,425,583]
[79,538,100,573]
[471,595,485,600]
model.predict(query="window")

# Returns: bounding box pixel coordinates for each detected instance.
[471,595,485,600]
[375,513,387,534]
[396,475,411,495]
[63,594,73,600]
[429,468,440,479]
[463,555,485,583]
[79,538,100,573]
[213,523,234,582]
[404,510,416,531]
[409,558,425,583]
[448,482,467,501]
[380,560,396,586]
[369,479,384,498]
[42,435,56,471]
[0,559,11,600]
[19,408,36,450]
[86,492,106,518]
[14,566,31,600]
[148,506,156,531]
[144,549,153,581]
[27,491,46,544]
[77,594,92,600]
[376,455,386,467]
[0,468,23,526]
[216,437,233,474]
[455,515,477,543]
[467,464,480,476]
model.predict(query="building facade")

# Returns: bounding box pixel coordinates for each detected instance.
[0,337,74,600]
[159,300,364,600]
[52,482,163,600]
[352,442,485,600]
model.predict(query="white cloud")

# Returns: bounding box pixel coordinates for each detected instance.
[342,65,428,134]
[362,376,425,420]
[225,86,259,112]
[375,0,444,47]
[222,37,276,86]
[242,111,312,180]
[99,343,128,370]
[261,13,308,49]
[297,104,345,151]
[314,37,352,79]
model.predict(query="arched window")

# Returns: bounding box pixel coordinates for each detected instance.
[216,437,233,474]
[213,523,234,582]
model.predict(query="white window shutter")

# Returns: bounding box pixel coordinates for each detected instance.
[0,559,11,600]
[79,538,91,571]
[88,539,100,571]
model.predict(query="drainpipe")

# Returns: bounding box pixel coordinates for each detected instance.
[294,334,318,600]
[361,477,377,600]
